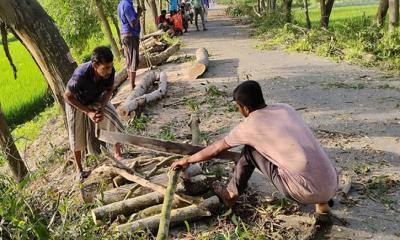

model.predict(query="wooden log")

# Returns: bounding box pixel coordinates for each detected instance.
[141,29,164,41]
[148,43,166,53]
[182,112,203,180]
[92,191,165,225]
[124,155,181,200]
[118,71,168,118]
[112,167,200,205]
[93,174,210,225]
[134,200,189,220]
[188,48,209,80]
[96,173,169,204]
[140,37,157,52]
[80,165,117,203]
[138,42,180,69]
[115,196,219,233]
[188,112,201,145]
[156,170,181,240]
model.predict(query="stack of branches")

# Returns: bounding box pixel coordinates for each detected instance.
[82,150,219,236]
[114,31,181,90]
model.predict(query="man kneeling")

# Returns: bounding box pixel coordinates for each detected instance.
[64,46,124,182]
[172,80,338,214]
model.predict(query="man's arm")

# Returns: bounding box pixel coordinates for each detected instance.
[171,139,231,169]
[64,90,101,123]
[99,87,114,108]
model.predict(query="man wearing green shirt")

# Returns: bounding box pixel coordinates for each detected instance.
[192,0,207,31]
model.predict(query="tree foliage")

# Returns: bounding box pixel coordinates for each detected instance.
[41,0,103,53]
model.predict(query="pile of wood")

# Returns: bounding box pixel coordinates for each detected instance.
[82,151,219,235]
[114,32,181,90]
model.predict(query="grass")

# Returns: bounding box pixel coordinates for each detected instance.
[225,1,400,71]
[0,37,50,127]
[11,104,60,151]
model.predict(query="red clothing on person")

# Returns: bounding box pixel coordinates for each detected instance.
[157,15,169,25]
[171,13,183,31]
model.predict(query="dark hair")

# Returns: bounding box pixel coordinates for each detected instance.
[161,10,167,14]
[233,80,266,112]
[91,46,113,65]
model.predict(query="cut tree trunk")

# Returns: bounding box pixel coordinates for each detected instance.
[389,0,399,32]
[377,0,389,26]
[188,48,209,80]
[0,0,78,125]
[95,0,120,60]
[303,0,311,29]
[116,196,220,233]
[138,42,180,69]
[156,170,181,240]
[118,71,168,118]
[320,0,335,29]
[0,105,28,182]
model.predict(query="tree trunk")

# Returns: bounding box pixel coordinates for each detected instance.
[139,0,147,36]
[0,105,28,182]
[188,48,209,80]
[95,0,121,60]
[304,0,311,29]
[110,14,123,49]
[147,0,159,28]
[0,0,78,125]
[159,0,163,13]
[377,0,389,26]
[320,0,335,29]
[116,196,219,233]
[156,170,181,240]
[389,0,399,32]
[283,0,293,23]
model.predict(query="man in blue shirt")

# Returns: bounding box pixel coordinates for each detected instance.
[118,0,142,90]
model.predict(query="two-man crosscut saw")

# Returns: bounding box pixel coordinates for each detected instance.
[97,129,241,161]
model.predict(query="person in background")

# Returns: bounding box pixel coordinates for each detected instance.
[157,10,172,32]
[170,10,184,35]
[192,0,207,31]
[118,0,142,90]
[203,0,209,22]
[169,0,178,14]
[180,4,189,32]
